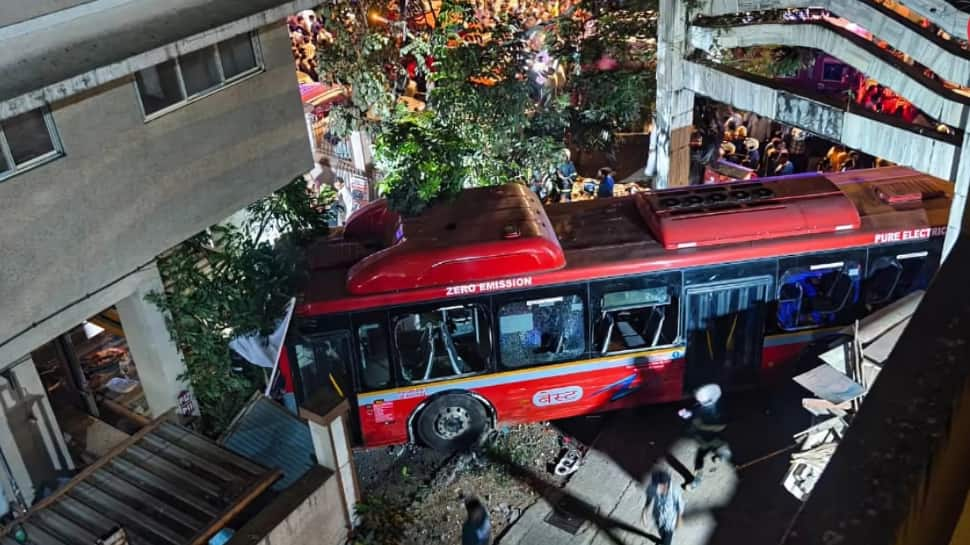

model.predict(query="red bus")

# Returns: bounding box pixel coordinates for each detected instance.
[284,166,951,450]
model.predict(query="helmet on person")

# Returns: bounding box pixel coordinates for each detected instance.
[694,384,722,406]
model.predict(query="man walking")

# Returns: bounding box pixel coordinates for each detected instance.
[678,384,731,490]
[643,470,685,545]
[462,497,491,545]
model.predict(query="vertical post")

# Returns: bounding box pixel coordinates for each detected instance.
[9,357,74,472]
[654,0,695,188]
[54,336,99,417]
[115,264,197,419]
[944,130,970,260]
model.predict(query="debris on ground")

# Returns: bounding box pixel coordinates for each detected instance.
[783,291,923,500]
[348,422,586,545]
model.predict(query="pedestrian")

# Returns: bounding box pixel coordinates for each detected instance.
[597,167,615,198]
[332,177,355,226]
[642,469,685,545]
[556,149,577,203]
[462,497,491,545]
[678,384,731,490]
[774,151,795,175]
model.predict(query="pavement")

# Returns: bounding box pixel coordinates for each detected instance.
[498,381,810,545]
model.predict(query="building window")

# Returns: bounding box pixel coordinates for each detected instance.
[135,33,262,118]
[0,108,62,180]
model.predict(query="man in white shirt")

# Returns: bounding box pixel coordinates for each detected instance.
[333,178,356,225]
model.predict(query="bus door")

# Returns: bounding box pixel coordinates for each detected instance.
[683,276,773,392]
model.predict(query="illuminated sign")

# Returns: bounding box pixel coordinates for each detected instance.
[445,276,533,297]
[874,226,945,244]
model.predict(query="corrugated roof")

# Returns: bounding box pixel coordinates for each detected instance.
[1,413,280,545]
[219,395,316,491]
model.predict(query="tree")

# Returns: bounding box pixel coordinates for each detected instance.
[315,0,660,214]
[148,179,331,436]
[549,0,659,151]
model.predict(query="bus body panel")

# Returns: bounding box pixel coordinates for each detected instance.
[353,327,846,447]
[356,347,685,446]
[289,168,952,448]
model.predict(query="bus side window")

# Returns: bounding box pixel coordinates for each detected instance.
[497,293,586,369]
[865,251,931,306]
[593,281,679,355]
[393,304,490,384]
[293,332,353,402]
[777,261,860,330]
[356,320,392,391]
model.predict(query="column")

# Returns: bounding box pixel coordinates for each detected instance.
[0,355,75,507]
[944,130,970,260]
[654,0,695,188]
[115,264,197,418]
[307,415,360,528]
[349,131,370,172]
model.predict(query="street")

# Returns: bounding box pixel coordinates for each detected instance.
[499,377,811,545]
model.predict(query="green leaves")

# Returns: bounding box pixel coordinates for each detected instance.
[149,178,328,436]
[319,0,659,214]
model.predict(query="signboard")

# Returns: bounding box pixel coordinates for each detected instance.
[532,386,584,407]
[178,390,196,416]
[775,91,843,141]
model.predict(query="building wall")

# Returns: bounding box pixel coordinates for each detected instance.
[0,0,95,28]
[228,466,349,545]
[0,22,312,358]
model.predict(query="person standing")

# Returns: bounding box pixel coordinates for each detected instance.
[462,497,491,545]
[678,384,731,490]
[556,150,578,203]
[774,151,795,175]
[332,178,355,226]
[597,167,615,198]
[642,470,685,545]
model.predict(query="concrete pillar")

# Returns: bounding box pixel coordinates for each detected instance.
[654,0,695,188]
[308,416,359,528]
[349,131,370,172]
[944,130,970,260]
[114,263,197,418]
[0,356,75,507]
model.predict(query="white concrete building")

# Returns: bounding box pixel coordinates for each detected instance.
[0,0,319,506]
[653,0,970,257]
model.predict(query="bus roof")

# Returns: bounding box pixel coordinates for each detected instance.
[299,166,952,316]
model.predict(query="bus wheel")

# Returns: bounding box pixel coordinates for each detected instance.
[416,394,488,452]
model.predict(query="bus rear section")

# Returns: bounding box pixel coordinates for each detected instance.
[288,167,951,450]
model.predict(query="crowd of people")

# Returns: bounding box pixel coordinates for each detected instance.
[527,149,644,204]
[712,106,893,180]
[288,11,331,83]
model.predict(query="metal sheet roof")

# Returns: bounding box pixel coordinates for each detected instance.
[1,414,280,545]
[219,395,316,491]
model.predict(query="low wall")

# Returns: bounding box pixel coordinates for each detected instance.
[227,466,348,545]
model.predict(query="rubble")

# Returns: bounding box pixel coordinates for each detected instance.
[782,291,923,501]
[351,422,583,545]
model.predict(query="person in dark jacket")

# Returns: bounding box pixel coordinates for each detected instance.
[462,497,491,545]
[597,167,615,198]
[556,149,578,202]
[678,384,731,490]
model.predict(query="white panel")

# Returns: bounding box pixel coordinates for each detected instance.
[331,415,350,467]
[340,464,359,526]
[309,420,336,471]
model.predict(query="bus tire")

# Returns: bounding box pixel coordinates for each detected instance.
[415,393,488,452]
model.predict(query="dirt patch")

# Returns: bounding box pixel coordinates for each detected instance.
[350,422,581,545]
